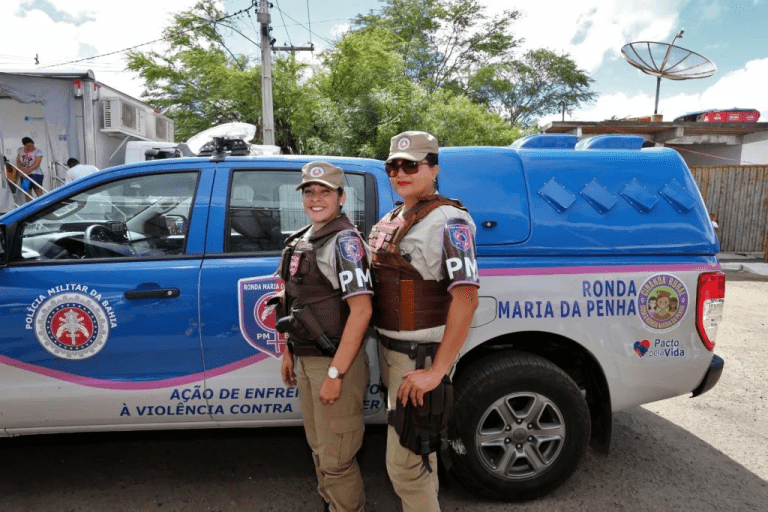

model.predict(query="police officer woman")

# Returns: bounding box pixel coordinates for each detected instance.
[279,161,372,512]
[369,132,480,512]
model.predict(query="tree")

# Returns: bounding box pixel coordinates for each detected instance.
[467,49,597,126]
[354,0,521,92]
[353,0,596,126]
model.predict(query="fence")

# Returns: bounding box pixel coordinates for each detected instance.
[689,165,768,254]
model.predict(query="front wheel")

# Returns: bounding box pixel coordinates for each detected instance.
[448,351,591,500]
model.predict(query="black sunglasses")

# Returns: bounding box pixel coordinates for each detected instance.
[385,159,427,177]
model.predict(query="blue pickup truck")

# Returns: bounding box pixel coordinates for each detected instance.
[0,135,724,499]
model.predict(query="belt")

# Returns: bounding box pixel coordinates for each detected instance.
[287,340,325,357]
[378,334,439,361]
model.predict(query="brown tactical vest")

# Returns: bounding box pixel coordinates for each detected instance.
[369,195,467,331]
[279,214,356,346]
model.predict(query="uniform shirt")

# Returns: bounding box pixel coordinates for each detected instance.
[377,204,480,343]
[17,147,44,176]
[303,226,373,300]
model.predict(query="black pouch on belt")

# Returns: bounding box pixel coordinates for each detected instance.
[389,344,454,473]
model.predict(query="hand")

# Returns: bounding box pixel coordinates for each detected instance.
[319,376,342,405]
[281,353,296,387]
[397,368,444,407]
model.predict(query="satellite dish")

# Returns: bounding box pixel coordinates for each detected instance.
[621,30,716,115]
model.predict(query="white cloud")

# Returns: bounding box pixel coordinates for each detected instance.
[1,1,208,99]
[484,0,689,72]
[330,23,350,39]
[541,57,768,125]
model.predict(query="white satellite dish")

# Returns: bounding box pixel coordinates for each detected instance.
[621,30,716,115]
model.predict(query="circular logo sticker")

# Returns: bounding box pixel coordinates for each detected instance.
[309,166,325,177]
[637,274,689,331]
[34,292,109,359]
[397,137,411,150]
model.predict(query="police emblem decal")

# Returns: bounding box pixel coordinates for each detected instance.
[34,292,109,360]
[397,137,411,150]
[238,276,287,358]
[309,166,325,177]
[637,274,689,331]
[339,236,363,262]
[448,224,472,251]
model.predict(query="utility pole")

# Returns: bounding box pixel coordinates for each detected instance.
[258,1,275,146]
[257,2,314,145]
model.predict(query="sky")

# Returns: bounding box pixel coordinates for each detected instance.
[3,0,768,128]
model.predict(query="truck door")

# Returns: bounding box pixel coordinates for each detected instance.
[199,164,382,424]
[0,167,214,433]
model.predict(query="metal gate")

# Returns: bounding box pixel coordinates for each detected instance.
[690,166,768,253]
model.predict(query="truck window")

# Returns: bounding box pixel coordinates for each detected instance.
[15,172,199,262]
[225,169,367,253]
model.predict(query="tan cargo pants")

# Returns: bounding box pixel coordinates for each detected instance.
[378,344,441,512]
[297,351,368,512]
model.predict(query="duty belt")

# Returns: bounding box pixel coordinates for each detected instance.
[287,340,326,357]
[378,334,439,361]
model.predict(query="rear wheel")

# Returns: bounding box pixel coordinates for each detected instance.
[449,351,591,500]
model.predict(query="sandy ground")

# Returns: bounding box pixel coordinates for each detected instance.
[0,278,765,511]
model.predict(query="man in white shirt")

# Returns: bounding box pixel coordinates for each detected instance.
[65,158,100,183]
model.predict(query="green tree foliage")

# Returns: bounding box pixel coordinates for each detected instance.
[468,49,597,127]
[127,0,523,156]
[354,0,596,126]
[354,0,521,92]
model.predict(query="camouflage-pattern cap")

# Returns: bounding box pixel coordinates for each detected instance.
[296,161,344,190]
[386,131,438,163]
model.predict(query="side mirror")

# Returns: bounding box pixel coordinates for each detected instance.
[0,224,7,266]
[163,215,187,235]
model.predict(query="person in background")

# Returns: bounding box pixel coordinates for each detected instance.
[278,161,372,512]
[16,136,44,202]
[3,156,19,195]
[65,157,100,183]
[369,131,479,512]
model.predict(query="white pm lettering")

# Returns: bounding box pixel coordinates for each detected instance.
[356,267,372,288]
[446,257,478,280]
[339,268,373,292]
[339,270,354,291]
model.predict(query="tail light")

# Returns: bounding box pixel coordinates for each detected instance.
[696,272,725,351]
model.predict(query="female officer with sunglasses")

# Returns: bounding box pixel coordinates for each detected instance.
[368,131,480,511]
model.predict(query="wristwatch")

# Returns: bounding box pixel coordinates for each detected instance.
[327,366,343,379]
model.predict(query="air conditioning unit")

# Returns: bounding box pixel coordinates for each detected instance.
[154,115,175,142]
[102,98,145,137]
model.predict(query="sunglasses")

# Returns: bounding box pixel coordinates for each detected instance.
[385,159,427,177]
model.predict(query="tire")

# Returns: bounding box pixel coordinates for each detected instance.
[448,350,591,500]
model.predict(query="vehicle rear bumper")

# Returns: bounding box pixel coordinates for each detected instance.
[691,353,724,398]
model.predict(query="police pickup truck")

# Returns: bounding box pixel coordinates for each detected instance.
[0,134,724,499]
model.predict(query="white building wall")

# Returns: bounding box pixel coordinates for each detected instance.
[741,131,768,165]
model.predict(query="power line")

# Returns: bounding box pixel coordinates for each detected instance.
[306,0,313,46]
[274,0,293,46]
[36,2,257,70]
[277,5,332,45]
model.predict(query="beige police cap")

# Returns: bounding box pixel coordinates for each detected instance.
[386,131,438,163]
[296,161,344,190]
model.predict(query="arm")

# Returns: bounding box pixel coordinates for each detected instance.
[28,156,43,173]
[319,293,372,404]
[397,284,479,407]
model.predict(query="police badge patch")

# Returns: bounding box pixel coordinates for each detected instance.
[338,235,364,262]
[289,254,300,276]
[448,223,472,251]
[309,166,325,177]
[397,137,411,150]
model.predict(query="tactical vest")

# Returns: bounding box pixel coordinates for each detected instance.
[369,195,467,331]
[279,214,355,348]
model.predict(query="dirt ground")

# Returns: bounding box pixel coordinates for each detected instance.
[0,278,765,511]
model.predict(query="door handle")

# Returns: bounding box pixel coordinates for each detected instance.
[124,288,180,300]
